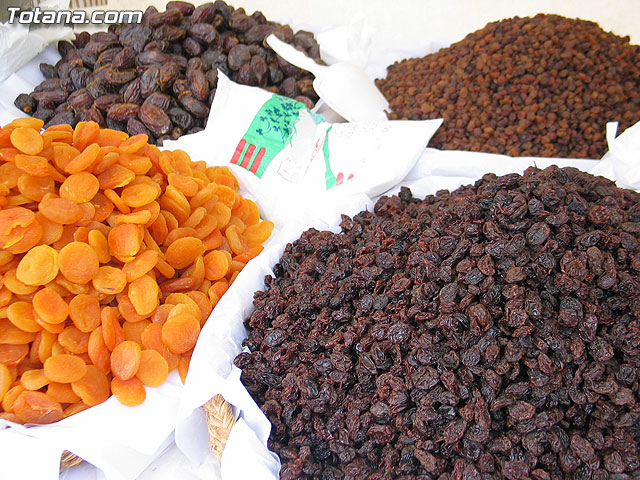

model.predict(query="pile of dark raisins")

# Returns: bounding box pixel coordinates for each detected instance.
[236,166,640,479]
[14,0,320,144]
[376,14,640,159]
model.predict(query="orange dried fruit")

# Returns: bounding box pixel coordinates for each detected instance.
[62,401,90,418]
[87,229,111,264]
[122,249,158,282]
[123,320,149,345]
[128,275,159,316]
[59,172,100,203]
[14,154,49,177]
[87,327,110,375]
[0,119,274,421]
[215,184,237,209]
[4,219,42,254]
[165,236,205,270]
[100,306,125,351]
[38,197,83,225]
[111,376,145,407]
[13,390,63,424]
[9,118,44,130]
[141,323,163,353]
[17,174,55,202]
[58,241,99,284]
[178,354,191,384]
[210,202,231,229]
[92,266,127,295]
[46,381,81,404]
[163,226,198,247]
[161,313,200,354]
[57,326,90,354]
[118,134,148,154]
[117,294,148,323]
[0,318,37,344]
[6,301,40,333]
[10,128,44,155]
[43,354,87,383]
[72,122,100,152]
[110,340,142,381]
[121,183,159,208]
[184,207,207,229]
[3,269,37,295]
[202,229,223,251]
[203,250,230,281]
[243,220,274,245]
[69,294,101,332]
[0,206,34,237]
[15,244,58,286]
[64,142,100,174]
[0,344,29,367]
[151,304,173,325]
[2,384,25,412]
[35,330,55,364]
[167,173,199,197]
[136,349,168,387]
[108,223,143,262]
[0,363,13,402]
[118,153,152,175]
[20,368,49,390]
[71,365,110,406]
[113,210,152,225]
[91,192,114,222]
[225,224,248,255]
[97,164,135,190]
[95,128,128,147]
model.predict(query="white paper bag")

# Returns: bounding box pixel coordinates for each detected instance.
[589,121,640,190]
[164,72,442,228]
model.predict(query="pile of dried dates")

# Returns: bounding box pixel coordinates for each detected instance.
[14,0,320,144]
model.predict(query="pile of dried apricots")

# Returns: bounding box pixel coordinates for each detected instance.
[0,118,273,424]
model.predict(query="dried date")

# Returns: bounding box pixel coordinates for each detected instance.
[106,103,140,121]
[139,102,172,136]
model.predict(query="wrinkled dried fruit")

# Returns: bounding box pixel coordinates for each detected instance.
[237,166,640,479]
[15,1,320,144]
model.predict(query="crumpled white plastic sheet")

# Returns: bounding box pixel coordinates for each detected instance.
[0,0,73,82]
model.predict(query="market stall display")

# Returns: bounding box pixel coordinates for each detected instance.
[0,117,273,424]
[0,2,639,479]
[13,0,322,144]
[236,166,640,479]
[376,14,640,159]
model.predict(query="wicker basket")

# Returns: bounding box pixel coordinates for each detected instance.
[60,394,236,471]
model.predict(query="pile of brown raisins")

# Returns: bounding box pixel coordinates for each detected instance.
[236,166,640,479]
[14,0,320,144]
[376,14,640,159]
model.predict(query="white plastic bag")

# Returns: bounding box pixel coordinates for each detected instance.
[0,0,73,82]
[589,121,640,190]
[164,72,442,227]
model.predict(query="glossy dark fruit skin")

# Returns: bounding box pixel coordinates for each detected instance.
[377,14,640,159]
[236,166,640,479]
[15,0,320,144]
